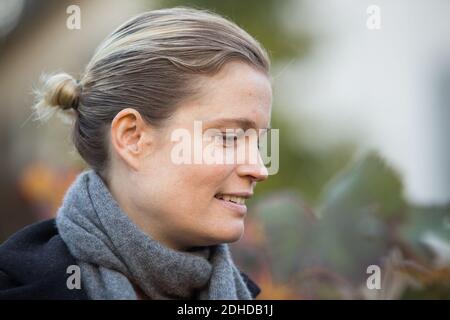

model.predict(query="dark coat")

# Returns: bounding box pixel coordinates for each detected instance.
[0,219,261,300]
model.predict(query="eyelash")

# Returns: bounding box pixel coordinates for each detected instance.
[221,134,238,147]
[219,134,261,149]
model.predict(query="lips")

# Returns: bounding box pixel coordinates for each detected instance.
[214,192,253,216]
[214,194,246,205]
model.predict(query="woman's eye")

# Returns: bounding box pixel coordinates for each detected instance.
[221,135,238,147]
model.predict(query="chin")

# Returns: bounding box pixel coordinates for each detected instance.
[201,220,245,245]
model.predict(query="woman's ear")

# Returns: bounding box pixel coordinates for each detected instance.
[110,108,153,171]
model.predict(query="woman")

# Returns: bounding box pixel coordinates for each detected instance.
[0,7,272,300]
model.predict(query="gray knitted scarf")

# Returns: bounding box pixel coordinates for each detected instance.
[55,169,252,300]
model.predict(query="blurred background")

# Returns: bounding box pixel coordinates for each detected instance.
[0,0,449,299]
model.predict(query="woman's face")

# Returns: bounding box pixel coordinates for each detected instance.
[109,61,272,251]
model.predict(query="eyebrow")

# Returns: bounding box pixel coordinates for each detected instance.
[202,117,271,131]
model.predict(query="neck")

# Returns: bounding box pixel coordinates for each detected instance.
[104,170,192,252]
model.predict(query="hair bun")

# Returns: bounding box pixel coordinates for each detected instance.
[32,73,82,122]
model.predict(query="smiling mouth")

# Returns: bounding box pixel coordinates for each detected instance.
[214,194,247,205]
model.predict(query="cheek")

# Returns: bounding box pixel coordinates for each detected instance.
[175,163,233,200]
[148,163,234,229]
[139,140,234,211]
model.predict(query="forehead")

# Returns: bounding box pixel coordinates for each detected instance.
[177,61,272,129]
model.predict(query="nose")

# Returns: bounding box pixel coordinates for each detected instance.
[236,152,268,182]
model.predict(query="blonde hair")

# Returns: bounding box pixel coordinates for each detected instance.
[32,7,271,178]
